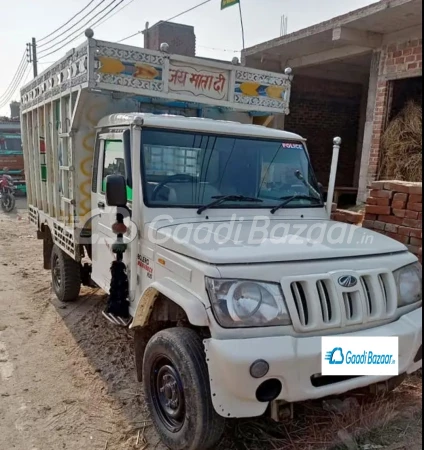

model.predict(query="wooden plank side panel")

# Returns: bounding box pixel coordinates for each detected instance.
[38,105,48,213]
[66,94,76,228]
[44,103,53,217]
[21,113,33,206]
[28,111,40,209]
[51,100,61,219]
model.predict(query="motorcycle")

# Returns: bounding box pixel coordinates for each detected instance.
[0,173,16,213]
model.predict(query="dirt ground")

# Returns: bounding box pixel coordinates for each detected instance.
[0,199,422,450]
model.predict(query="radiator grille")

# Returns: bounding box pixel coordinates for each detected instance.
[283,270,397,332]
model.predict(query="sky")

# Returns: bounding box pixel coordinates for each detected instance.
[0,0,378,116]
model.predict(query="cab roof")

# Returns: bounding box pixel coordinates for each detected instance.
[97,113,305,141]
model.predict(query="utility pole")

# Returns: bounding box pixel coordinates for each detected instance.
[31,37,38,78]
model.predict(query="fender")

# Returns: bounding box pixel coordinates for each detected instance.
[130,278,209,329]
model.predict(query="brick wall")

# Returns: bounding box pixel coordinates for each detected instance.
[363,181,422,259]
[285,76,362,187]
[331,181,422,261]
[331,208,364,225]
[367,38,423,185]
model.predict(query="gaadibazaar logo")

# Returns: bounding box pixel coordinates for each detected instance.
[322,336,399,376]
[325,348,396,365]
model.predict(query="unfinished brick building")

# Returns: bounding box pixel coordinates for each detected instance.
[243,0,422,206]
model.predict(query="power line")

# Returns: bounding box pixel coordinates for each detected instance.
[38,0,125,60]
[5,65,32,106]
[95,0,137,29]
[38,0,116,54]
[118,30,140,43]
[39,0,105,49]
[198,45,240,53]
[118,0,212,43]
[0,65,28,108]
[0,57,29,109]
[0,53,26,103]
[166,0,212,22]
[38,0,98,43]
[21,65,32,86]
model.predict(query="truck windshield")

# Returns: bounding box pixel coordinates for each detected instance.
[0,134,22,152]
[141,128,322,209]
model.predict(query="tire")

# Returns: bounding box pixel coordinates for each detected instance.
[143,328,225,450]
[51,245,81,302]
[1,193,15,212]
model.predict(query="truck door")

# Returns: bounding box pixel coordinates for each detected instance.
[91,132,131,292]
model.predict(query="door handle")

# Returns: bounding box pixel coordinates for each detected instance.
[98,201,105,209]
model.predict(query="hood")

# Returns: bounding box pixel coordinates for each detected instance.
[154,218,407,265]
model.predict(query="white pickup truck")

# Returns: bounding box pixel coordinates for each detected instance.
[21,31,422,450]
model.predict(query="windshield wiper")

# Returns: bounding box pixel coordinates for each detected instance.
[197,195,263,215]
[295,170,322,199]
[271,195,323,214]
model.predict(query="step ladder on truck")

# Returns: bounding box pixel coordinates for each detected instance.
[21,29,422,450]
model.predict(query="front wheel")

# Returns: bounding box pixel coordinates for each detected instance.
[1,192,15,212]
[143,328,225,450]
[51,245,81,302]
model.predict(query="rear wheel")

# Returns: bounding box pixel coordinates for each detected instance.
[143,328,225,450]
[51,245,81,302]
[1,193,15,212]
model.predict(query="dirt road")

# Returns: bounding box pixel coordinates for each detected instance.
[0,200,161,450]
[0,201,422,450]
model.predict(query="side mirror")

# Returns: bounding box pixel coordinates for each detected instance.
[106,174,127,207]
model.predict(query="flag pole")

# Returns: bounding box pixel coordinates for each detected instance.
[238,0,246,50]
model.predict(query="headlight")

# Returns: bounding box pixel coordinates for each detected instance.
[206,278,291,328]
[394,262,422,307]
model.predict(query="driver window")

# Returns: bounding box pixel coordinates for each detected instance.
[101,139,133,201]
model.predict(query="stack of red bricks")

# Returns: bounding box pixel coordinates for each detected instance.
[363,181,422,259]
[331,208,364,225]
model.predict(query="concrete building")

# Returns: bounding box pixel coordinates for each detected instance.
[144,21,196,57]
[10,101,20,119]
[243,0,422,204]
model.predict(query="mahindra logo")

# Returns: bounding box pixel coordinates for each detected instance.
[338,275,358,288]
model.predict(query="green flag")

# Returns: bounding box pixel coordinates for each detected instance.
[221,0,239,10]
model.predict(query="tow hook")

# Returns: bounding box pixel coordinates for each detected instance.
[270,401,294,422]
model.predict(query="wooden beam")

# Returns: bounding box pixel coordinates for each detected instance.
[332,27,383,48]
[287,45,371,69]
[263,116,275,127]
[253,115,275,127]
[295,66,370,85]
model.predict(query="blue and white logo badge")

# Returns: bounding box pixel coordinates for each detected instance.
[325,347,345,365]
[322,336,399,376]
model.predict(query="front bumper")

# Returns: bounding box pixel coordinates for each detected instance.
[204,308,422,418]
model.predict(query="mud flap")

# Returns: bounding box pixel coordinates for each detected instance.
[134,328,151,382]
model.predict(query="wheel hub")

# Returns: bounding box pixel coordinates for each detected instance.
[53,256,61,287]
[152,359,185,432]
